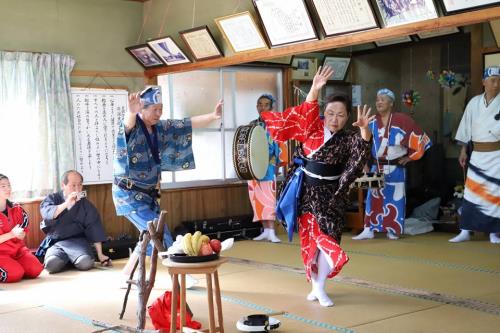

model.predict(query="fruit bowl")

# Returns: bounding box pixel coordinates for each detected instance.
[169,253,219,263]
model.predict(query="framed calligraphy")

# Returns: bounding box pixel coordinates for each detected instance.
[179,26,224,61]
[215,11,268,53]
[253,0,318,47]
[308,0,379,37]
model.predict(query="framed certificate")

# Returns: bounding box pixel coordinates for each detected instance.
[375,35,413,47]
[147,36,191,66]
[125,44,164,69]
[179,26,223,61]
[291,56,318,80]
[374,0,439,27]
[215,11,268,53]
[253,0,318,47]
[438,0,500,15]
[309,0,379,37]
[417,26,460,39]
[323,56,351,81]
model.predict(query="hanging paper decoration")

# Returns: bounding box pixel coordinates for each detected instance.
[402,89,420,109]
[438,70,456,88]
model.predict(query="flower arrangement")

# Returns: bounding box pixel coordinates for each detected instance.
[438,70,456,88]
[402,89,421,109]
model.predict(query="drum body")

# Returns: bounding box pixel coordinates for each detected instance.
[232,124,269,180]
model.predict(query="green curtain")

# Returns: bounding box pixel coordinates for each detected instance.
[0,51,75,199]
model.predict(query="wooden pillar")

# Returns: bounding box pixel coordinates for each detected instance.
[470,24,484,97]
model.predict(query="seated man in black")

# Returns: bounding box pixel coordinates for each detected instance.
[36,170,111,273]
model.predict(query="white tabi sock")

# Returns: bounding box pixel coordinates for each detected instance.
[489,233,500,244]
[352,227,374,240]
[306,250,334,307]
[449,229,471,243]
[253,228,270,241]
[386,230,399,240]
[267,229,281,243]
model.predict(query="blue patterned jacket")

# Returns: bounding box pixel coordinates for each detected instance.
[112,117,194,216]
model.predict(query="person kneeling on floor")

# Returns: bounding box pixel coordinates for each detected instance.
[36,170,111,273]
[0,174,43,283]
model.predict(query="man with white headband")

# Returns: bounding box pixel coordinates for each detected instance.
[353,88,432,240]
[112,86,223,277]
[449,66,500,244]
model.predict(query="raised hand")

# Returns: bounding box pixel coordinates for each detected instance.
[128,92,143,114]
[352,104,375,129]
[213,99,224,120]
[311,65,334,91]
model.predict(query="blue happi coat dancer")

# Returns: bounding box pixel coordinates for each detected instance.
[112,86,222,276]
[353,88,432,240]
[449,66,500,244]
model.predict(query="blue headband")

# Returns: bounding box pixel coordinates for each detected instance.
[258,94,276,108]
[140,86,162,107]
[484,66,500,79]
[377,88,395,101]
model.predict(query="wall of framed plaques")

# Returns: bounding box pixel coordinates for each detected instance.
[136,0,500,77]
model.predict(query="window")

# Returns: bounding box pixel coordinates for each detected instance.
[157,66,283,188]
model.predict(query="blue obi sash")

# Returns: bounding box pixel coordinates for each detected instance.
[276,159,304,242]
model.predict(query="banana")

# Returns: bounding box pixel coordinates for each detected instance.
[191,231,202,255]
[183,233,194,255]
[200,235,210,244]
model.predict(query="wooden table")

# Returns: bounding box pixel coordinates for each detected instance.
[162,257,228,333]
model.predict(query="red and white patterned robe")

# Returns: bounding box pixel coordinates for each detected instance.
[261,101,371,280]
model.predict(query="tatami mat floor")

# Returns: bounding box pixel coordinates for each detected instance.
[1,231,499,333]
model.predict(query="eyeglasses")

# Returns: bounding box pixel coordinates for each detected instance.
[495,110,500,121]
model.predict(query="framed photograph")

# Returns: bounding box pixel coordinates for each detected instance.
[375,35,413,47]
[484,51,500,69]
[125,44,164,69]
[253,0,317,47]
[323,56,351,81]
[147,36,191,66]
[215,11,268,53]
[438,0,500,15]
[417,26,460,39]
[374,0,439,27]
[179,26,223,61]
[291,56,318,80]
[309,0,379,37]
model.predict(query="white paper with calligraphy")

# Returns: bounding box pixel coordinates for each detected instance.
[71,88,128,184]
[311,0,378,36]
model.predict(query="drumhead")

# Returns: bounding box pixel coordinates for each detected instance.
[248,125,268,180]
[232,124,269,180]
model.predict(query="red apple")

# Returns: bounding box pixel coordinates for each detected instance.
[199,243,213,256]
[209,239,222,254]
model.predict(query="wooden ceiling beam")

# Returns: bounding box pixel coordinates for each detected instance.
[144,6,500,77]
